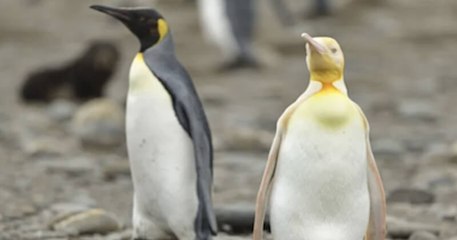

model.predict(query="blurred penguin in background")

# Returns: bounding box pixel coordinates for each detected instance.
[197,0,258,71]
[196,0,332,71]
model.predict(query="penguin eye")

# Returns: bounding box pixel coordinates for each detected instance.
[330,48,338,54]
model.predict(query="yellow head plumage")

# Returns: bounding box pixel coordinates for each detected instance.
[302,33,345,83]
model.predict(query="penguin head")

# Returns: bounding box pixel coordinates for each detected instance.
[91,5,168,52]
[302,33,344,83]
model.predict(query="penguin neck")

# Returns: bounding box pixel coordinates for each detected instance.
[140,33,175,55]
[304,78,348,97]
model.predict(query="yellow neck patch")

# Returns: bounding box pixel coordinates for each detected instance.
[134,52,144,62]
[158,19,168,42]
[129,52,162,93]
[292,84,358,130]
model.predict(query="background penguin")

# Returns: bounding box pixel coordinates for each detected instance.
[197,0,258,70]
[91,5,217,240]
[20,41,119,102]
[253,33,386,240]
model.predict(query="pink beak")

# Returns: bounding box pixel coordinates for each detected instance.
[301,33,326,54]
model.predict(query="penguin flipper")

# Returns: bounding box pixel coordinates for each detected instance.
[253,125,282,240]
[253,92,313,240]
[365,140,387,240]
[173,87,218,238]
[355,106,387,240]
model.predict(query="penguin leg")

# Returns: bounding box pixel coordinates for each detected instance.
[218,55,260,72]
[132,205,174,240]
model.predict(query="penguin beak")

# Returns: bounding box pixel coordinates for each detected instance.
[90,5,132,23]
[301,33,326,54]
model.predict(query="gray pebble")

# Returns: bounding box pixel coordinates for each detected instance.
[449,142,457,163]
[102,161,131,180]
[38,157,96,177]
[388,188,435,204]
[72,98,124,148]
[22,137,65,158]
[397,99,438,122]
[409,231,438,240]
[372,138,405,157]
[388,216,440,238]
[46,99,77,122]
[105,229,133,240]
[221,128,273,152]
[51,208,122,235]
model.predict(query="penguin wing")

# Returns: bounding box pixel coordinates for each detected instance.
[355,105,387,240]
[253,92,313,240]
[253,124,283,240]
[143,53,217,235]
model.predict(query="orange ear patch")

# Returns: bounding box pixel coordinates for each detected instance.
[158,19,168,42]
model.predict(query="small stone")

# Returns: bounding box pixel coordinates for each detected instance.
[372,138,405,157]
[105,229,133,240]
[50,202,92,213]
[46,99,77,122]
[388,188,435,204]
[388,216,440,238]
[22,137,65,158]
[222,128,273,152]
[449,142,457,163]
[72,98,124,148]
[397,99,438,122]
[102,161,131,180]
[39,157,95,177]
[51,208,122,235]
[409,231,438,240]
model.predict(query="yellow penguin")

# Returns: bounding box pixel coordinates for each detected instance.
[253,33,386,240]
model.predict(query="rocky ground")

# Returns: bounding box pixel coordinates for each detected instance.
[1,0,457,239]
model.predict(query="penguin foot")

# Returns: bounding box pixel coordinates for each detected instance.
[218,56,260,72]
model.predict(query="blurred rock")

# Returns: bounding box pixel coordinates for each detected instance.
[3,204,37,219]
[0,111,13,143]
[7,230,69,240]
[409,231,438,240]
[105,229,132,240]
[215,234,255,240]
[372,138,405,157]
[215,204,259,234]
[38,157,96,177]
[388,188,435,204]
[388,216,440,238]
[449,141,457,163]
[72,98,124,148]
[102,161,131,181]
[46,99,77,122]
[222,128,273,152]
[50,202,91,215]
[441,221,457,239]
[397,99,438,122]
[22,137,65,158]
[51,208,122,235]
